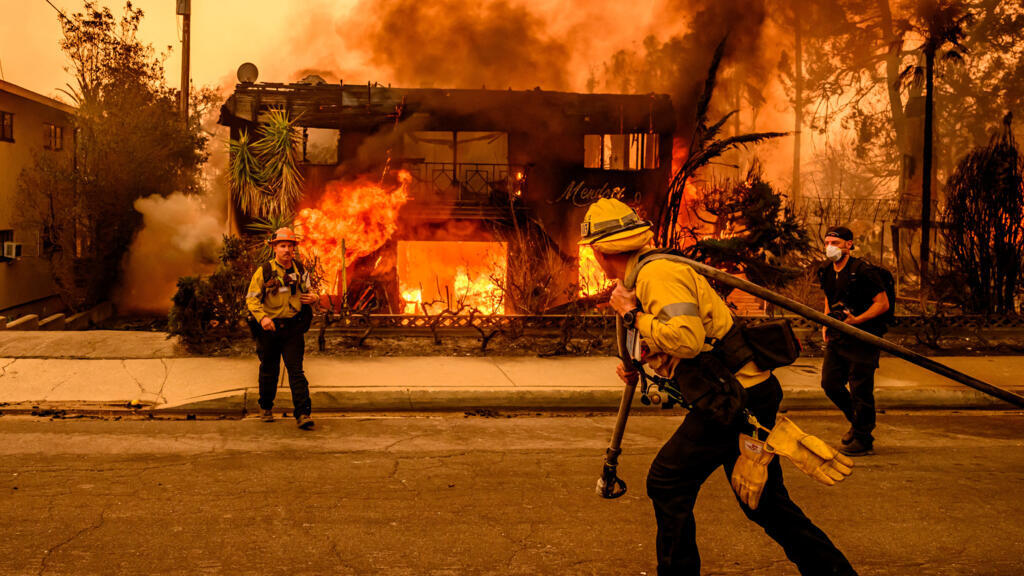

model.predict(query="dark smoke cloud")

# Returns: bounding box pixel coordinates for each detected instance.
[596,0,770,137]
[340,0,572,91]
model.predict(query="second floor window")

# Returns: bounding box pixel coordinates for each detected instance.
[584,133,659,171]
[0,112,13,142]
[44,124,63,150]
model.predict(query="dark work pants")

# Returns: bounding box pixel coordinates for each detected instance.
[646,376,856,576]
[821,341,878,444]
[255,318,312,418]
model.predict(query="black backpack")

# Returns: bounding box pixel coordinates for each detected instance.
[850,258,896,325]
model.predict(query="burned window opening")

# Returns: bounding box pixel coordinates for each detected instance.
[402,131,514,203]
[302,127,339,165]
[584,133,659,171]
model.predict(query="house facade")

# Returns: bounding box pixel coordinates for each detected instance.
[0,79,75,318]
[219,78,676,312]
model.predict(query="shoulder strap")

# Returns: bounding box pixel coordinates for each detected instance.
[846,256,866,276]
[623,248,688,290]
[259,261,275,301]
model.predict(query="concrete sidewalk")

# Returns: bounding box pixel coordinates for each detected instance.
[0,331,1022,414]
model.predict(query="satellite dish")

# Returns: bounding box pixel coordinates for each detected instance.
[237,62,259,84]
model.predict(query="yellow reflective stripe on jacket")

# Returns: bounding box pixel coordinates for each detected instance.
[657,301,699,322]
[627,250,770,387]
[632,258,715,360]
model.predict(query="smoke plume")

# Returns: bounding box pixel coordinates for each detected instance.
[116,193,224,314]
[342,0,572,90]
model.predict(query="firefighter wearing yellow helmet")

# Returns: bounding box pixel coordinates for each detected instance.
[581,198,856,576]
[246,227,319,430]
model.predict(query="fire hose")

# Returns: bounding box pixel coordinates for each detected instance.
[598,256,1024,499]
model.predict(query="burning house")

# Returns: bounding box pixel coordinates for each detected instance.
[219,70,675,315]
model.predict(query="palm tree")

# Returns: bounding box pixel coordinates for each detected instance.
[228,109,304,218]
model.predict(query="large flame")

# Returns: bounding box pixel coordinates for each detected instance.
[671,136,687,177]
[578,245,613,297]
[295,171,412,293]
[398,241,506,314]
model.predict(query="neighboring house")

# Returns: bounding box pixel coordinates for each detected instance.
[0,79,75,318]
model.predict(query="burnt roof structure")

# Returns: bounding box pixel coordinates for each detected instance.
[219,82,675,135]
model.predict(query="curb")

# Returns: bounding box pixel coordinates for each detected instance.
[2,387,1016,416]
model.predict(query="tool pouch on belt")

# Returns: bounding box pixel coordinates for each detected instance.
[741,318,801,370]
[673,323,752,426]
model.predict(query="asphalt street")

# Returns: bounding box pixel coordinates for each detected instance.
[1,411,1022,575]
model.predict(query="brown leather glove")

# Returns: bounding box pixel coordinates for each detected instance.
[730,434,775,509]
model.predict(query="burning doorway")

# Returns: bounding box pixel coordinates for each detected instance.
[397,241,507,314]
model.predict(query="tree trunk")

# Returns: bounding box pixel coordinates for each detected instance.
[921,46,936,286]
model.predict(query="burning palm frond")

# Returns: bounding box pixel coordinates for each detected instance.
[657,36,787,248]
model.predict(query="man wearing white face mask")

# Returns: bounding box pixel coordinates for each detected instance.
[817,226,890,456]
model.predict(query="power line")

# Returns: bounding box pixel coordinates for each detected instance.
[43,0,70,21]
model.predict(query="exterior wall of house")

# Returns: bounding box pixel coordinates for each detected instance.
[0,80,74,316]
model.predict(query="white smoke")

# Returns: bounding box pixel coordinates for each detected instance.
[116,193,225,314]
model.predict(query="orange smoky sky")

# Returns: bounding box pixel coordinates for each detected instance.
[1,0,800,183]
[0,0,671,100]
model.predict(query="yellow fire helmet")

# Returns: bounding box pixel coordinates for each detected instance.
[578,198,653,252]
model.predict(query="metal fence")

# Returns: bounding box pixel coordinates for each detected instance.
[318,313,1024,337]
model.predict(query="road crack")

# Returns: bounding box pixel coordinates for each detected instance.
[122,359,147,396]
[156,358,170,404]
[0,358,16,378]
[37,508,106,575]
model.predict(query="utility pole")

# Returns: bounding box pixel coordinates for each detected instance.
[177,0,191,124]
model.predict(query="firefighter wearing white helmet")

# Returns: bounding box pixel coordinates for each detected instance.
[246,227,319,430]
[581,198,856,576]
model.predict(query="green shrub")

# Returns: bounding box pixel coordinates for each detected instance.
[168,235,259,349]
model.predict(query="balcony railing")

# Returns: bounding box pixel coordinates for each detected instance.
[402,162,526,204]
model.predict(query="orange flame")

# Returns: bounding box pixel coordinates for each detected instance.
[578,245,612,297]
[295,171,412,293]
[671,136,687,177]
[398,241,506,314]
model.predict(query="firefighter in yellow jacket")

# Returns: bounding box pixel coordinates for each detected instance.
[246,228,318,429]
[581,199,855,576]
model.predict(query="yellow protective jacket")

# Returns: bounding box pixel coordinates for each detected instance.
[625,248,770,388]
[246,259,311,322]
